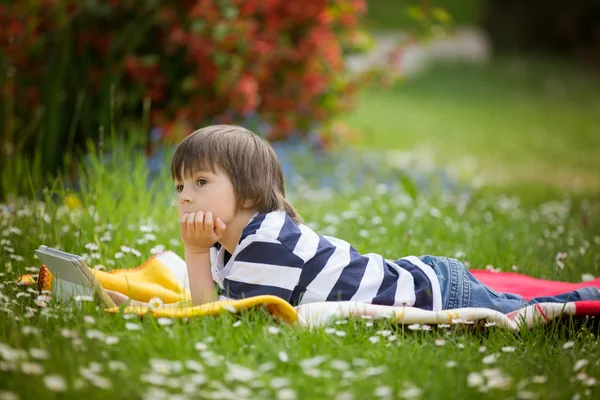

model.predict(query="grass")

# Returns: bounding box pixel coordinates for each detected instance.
[1,56,600,399]
[344,55,600,193]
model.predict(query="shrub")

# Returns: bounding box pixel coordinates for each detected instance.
[0,0,371,184]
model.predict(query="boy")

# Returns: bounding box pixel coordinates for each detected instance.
[109,125,600,312]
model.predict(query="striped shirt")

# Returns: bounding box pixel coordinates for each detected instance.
[210,209,442,311]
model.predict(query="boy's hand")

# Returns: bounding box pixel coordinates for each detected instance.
[106,290,131,306]
[179,211,227,254]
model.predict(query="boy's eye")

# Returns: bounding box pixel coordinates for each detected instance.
[197,178,208,186]
[175,184,183,193]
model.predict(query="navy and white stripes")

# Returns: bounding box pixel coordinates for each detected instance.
[210,210,442,311]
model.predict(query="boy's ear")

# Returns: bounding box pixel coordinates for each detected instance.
[242,198,258,209]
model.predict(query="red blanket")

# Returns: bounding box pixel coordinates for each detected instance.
[471,270,600,300]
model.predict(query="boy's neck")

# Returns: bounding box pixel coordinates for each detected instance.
[219,207,258,255]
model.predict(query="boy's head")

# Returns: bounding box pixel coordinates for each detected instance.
[171,125,302,224]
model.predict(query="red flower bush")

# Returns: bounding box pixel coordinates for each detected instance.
[0,0,370,166]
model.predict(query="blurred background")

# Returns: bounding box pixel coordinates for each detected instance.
[1,0,599,200]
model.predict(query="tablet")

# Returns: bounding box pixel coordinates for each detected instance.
[34,245,116,308]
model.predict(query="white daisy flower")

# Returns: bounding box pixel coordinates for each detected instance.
[299,356,327,369]
[21,326,40,336]
[108,361,127,371]
[194,342,208,351]
[277,388,296,400]
[89,375,112,390]
[29,348,49,360]
[21,362,44,375]
[125,322,141,331]
[225,363,256,382]
[482,353,500,364]
[74,295,95,302]
[574,359,589,372]
[148,297,164,309]
[223,304,238,313]
[150,245,166,255]
[278,351,289,363]
[467,372,484,387]
[157,318,173,326]
[267,326,280,335]
[362,366,386,377]
[335,391,354,400]
[330,360,350,371]
[0,391,19,400]
[373,386,392,398]
[259,362,276,372]
[43,375,67,392]
[105,336,119,345]
[184,360,204,373]
[86,330,106,340]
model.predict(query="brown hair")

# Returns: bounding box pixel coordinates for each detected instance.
[171,124,303,224]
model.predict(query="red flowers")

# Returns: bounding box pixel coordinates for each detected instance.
[1,0,370,147]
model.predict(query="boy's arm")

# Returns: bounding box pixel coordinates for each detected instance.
[185,250,217,306]
[179,210,226,306]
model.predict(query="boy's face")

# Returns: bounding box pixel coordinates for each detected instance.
[174,166,239,225]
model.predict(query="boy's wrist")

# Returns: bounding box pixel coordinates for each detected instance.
[185,247,210,255]
[184,247,210,255]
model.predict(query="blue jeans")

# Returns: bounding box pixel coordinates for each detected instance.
[419,255,600,313]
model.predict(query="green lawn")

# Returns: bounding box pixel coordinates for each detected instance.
[1,56,600,399]
[343,56,600,194]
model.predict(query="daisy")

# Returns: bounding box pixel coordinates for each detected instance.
[267,326,280,335]
[148,296,164,309]
[373,386,392,398]
[0,390,19,400]
[278,351,289,363]
[125,322,141,331]
[29,348,49,360]
[43,375,67,392]
[86,330,106,340]
[157,318,172,326]
[277,388,297,400]
[105,336,119,345]
[21,362,44,375]
[108,361,127,371]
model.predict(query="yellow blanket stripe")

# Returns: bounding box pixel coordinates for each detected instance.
[104,295,298,323]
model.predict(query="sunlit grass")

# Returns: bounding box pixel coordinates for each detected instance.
[344,56,600,192]
[1,136,599,398]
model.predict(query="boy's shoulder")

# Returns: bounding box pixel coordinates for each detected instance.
[241,209,308,251]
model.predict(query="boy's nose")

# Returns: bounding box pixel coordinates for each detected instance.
[179,193,193,204]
